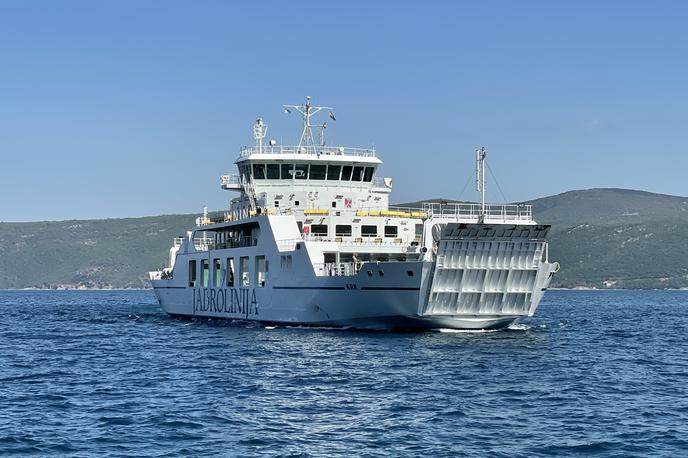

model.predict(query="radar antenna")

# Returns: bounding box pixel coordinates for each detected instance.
[283,96,334,153]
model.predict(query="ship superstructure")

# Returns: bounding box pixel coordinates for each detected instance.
[149,97,559,330]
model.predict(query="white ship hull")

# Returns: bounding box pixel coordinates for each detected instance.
[151,217,558,331]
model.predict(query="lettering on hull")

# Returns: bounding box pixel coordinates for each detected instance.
[192,288,259,318]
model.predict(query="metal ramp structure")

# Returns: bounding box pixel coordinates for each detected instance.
[421,223,553,317]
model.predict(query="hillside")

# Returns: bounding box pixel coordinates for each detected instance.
[1,188,687,289]
[530,189,688,289]
[0,215,195,289]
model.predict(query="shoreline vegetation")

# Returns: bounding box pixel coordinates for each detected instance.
[2,188,688,290]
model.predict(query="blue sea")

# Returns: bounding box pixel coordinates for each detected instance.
[0,290,687,457]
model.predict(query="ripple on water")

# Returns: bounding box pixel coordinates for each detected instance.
[0,290,687,457]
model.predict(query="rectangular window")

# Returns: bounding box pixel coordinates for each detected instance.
[252,163,266,179]
[266,164,280,179]
[188,260,197,287]
[255,255,266,287]
[201,259,209,287]
[351,166,364,182]
[281,255,292,269]
[311,224,328,236]
[240,256,249,287]
[294,163,308,180]
[384,226,398,238]
[335,225,352,236]
[281,163,295,179]
[327,165,341,180]
[361,225,377,237]
[341,165,353,181]
[226,257,235,287]
[363,167,374,182]
[213,258,222,286]
[309,164,326,180]
[274,200,280,208]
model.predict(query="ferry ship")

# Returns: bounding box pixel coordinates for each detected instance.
[149,97,559,330]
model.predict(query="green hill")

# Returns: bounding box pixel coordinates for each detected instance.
[530,189,688,289]
[0,215,195,289]
[1,188,687,289]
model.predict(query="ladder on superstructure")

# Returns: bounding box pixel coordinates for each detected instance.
[243,177,258,212]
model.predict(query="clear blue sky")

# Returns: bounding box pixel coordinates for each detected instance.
[1,1,687,222]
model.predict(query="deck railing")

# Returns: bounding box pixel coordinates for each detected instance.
[239,145,376,158]
[421,202,533,223]
[220,174,241,186]
[314,262,359,277]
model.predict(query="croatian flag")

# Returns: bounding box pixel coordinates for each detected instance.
[344,198,352,208]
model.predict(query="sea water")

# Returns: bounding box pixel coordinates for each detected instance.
[0,290,686,457]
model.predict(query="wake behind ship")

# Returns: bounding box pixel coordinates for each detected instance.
[149,97,559,330]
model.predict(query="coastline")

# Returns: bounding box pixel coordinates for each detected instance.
[3,287,688,292]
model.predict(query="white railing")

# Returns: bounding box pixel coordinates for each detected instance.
[422,202,533,222]
[276,238,302,251]
[372,177,390,188]
[193,236,257,251]
[314,262,359,277]
[220,174,241,186]
[239,145,376,158]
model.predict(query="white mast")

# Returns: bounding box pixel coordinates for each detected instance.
[476,147,487,215]
[253,118,267,154]
[283,96,333,153]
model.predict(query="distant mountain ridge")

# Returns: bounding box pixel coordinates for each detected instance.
[1,188,687,289]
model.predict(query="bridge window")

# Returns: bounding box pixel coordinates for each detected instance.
[363,167,374,182]
[226,257,235,287]
[327,165,341,180]
[253,163,266,180]
[213,258,222,286]
[336,225,352,236]
[282,164,294,179]
[294,164,308,180]
[309,164,326,180]
[188,260,197,287]
[361,225,377,237]
[341,165,353,181]
[201,259,209,287]
[266,164,280,179]
[311,224,328,236]
[384,226,398,238]
[352,166,364,182]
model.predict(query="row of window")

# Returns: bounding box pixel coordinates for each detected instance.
[304,224,399,238]
[188,256,267,288]
[252,163,375,182]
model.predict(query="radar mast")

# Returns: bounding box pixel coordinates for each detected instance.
[283,96,335,153]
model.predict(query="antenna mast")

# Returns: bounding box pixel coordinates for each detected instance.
[476,147,487,215]
[283,96,333,153]
[253,118,267,154]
